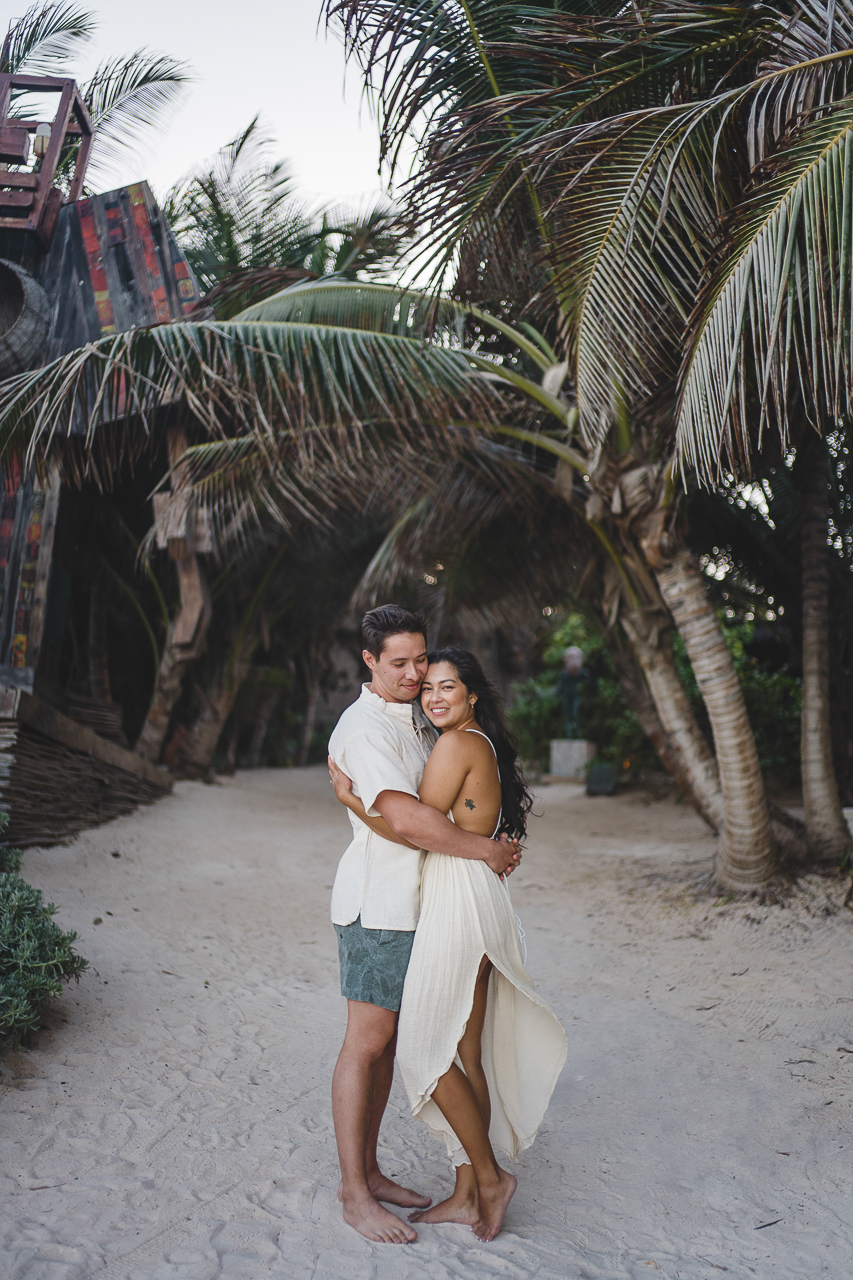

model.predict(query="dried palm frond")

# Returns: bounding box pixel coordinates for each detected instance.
[0,318,504,484]
[353,434,595,633]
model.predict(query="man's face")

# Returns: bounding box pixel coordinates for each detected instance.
[364,632,429,704]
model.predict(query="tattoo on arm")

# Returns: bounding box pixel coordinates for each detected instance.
[464,798,476,810]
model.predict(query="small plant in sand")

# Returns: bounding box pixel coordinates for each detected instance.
[0,815,87,1043]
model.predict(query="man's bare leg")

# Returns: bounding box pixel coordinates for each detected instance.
[331,1000,417,1243]
[410,958,495,1228]
[364,1034,431,1208]
[337,1031,431,1209]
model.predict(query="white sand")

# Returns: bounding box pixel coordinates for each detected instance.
[1,768,852,1279]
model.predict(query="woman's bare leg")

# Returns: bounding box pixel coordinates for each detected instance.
[458,957,492,1130]
[410,958,516,1239]
[410,958,491,1225]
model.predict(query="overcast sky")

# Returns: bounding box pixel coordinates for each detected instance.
[67,0,396,209]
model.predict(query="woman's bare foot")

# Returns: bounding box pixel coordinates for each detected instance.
[341,1193,417,1243]
[472,1170,517,1242]
[409,1187,479,1225]
[338,1175,430,1209]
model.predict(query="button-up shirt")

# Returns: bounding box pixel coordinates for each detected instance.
[329,683,434,931]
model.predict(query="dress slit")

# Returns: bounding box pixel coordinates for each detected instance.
[397,850,567,1167]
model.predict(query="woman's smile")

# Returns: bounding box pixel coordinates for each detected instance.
[421,661,477,732]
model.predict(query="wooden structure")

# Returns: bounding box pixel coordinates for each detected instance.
[0,75,202,843]
[0,72,94,248]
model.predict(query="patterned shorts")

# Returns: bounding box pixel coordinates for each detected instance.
[334,914,416,1012]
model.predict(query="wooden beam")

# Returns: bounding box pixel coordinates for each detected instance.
[0,172,39,189]
[0,73,77,92]
[27,80,73,232]
[24,459,60,672]
[11,690,172,791]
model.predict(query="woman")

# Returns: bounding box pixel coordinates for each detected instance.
[330,647,566,1241]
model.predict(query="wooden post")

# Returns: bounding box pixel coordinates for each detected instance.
[135,426,212,763]
[23,457,60,674]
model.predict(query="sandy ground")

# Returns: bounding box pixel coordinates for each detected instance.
[1,769,853,1280]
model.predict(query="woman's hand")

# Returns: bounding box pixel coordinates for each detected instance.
[485,834,522,877]
[328,755,355,808]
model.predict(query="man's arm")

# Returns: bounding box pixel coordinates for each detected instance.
[328,756,417,848]
[375,791,520,876]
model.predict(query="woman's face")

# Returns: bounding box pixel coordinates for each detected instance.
[420,661,477,731]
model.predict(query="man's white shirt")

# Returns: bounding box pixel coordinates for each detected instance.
[329,684,435,931]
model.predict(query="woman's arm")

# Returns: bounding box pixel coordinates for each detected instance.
[328,757,418,849]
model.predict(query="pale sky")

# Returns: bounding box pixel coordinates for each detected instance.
[64,0,399,209]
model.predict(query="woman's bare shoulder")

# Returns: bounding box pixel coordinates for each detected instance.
[429,730,480,758]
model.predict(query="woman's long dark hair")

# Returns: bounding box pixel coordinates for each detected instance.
[426,646,534,842]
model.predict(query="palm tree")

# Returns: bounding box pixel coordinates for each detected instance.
[323,1,792,885]
[580,2,853,865]
[162,119,408,318]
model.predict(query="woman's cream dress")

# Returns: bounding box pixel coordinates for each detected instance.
[396,731,567,1167]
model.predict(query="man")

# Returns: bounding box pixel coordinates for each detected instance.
[328,604,520,1244]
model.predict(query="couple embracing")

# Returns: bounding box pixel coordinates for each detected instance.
[327,604,567,1244]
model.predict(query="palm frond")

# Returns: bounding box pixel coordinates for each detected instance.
[81,49,191,180]
[1,2,93,75]
[0,319,503,484]
[237,278,555,372]
[676,93,853,478]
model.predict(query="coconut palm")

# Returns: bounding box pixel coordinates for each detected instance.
[162,120,409,319]
[324,0,797,885]
[520,0,853,862]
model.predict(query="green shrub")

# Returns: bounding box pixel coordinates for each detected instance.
[508,613,658,775]
[0,817,87,1043]
[508,611,802,786]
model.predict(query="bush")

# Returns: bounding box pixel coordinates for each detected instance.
[0,817,87,1043]
[507,613,658,775]
[508,612,802,787]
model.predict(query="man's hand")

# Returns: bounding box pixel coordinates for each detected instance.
[485,835,522,877]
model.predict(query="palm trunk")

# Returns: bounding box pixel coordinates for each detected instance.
[246,685,280,768]
[605,626,722,830]
[655,549,776,888]
[177,637,256,779]
[619,605,725,832]
[296,668,321,768]
[800,434,852,862]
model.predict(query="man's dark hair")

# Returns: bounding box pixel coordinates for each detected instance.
[362,604,428,658]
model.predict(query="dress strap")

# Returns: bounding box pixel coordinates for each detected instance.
[464,728,502,838]
[464,727,497,757]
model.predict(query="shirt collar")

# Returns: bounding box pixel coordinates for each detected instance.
[359,681,412,720]
[359,681,433,736]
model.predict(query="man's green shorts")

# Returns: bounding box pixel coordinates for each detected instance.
[334,914,416,1011]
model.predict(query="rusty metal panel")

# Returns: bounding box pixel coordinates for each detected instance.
[36,180,200,354]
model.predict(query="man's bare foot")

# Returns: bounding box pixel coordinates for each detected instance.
[338,1175,430,1209]
[409,1188,479,1226]
[472,1170,517,1242]
[341,1193,417,1244]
